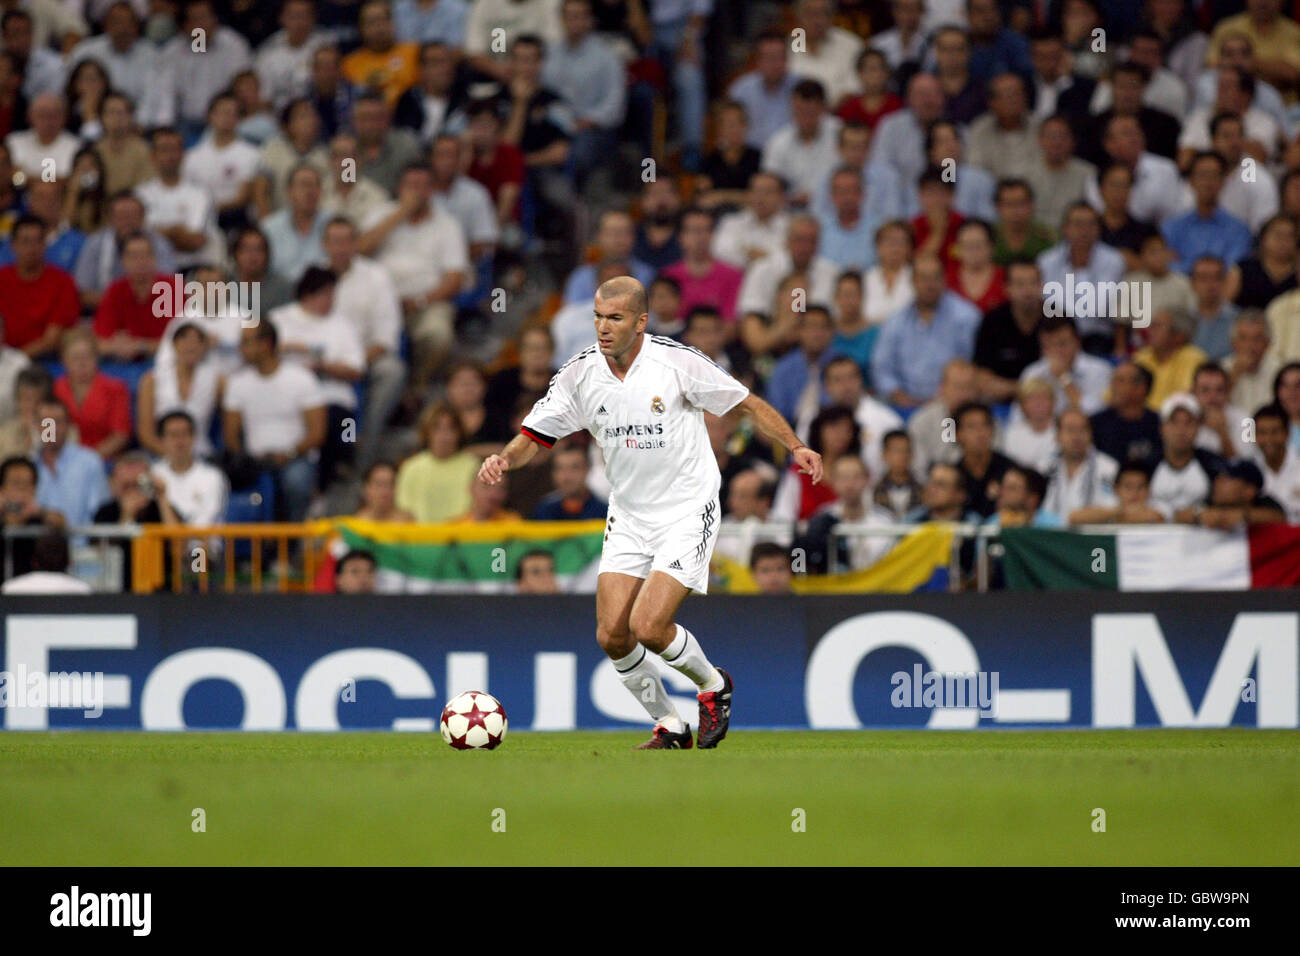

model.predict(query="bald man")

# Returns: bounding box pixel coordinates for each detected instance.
[480,276,822,749]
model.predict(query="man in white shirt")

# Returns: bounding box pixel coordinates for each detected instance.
[737,214,838,324]
[796,355,904,484]
[322,216,405,470]
[712,171,790,269]
[5,93,79,181]
[151,409,228,527]
[1192,362,1251,458]
[222,322,327,521]
[871,0,928,70]
[137,127,224,270]
[360,162,468,386]
[1178,66,1280,167]
[270,266,366,486]
[66,1,168,126]
[0,532,92,595]
[1041,409,1119,522]
[787,0,864,104]
[1210,113,1278,232]
[155,0,251,136]
[1018,315,1115,418]
[1149,392,1227,520]
[1254,403,1300,523]
[464,0,563,80]
[255,0,329,110]
[1084,115,1185,227]
[429,133,498,264]
[181,92,261,231]
[761,78,842,207]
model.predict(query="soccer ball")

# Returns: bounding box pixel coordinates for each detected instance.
[440,691,508,750]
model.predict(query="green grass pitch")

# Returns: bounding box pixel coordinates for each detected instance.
[1,730,1296,866]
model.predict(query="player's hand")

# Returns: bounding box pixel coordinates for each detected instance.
[479,454,508,485]
[792,445,823,484]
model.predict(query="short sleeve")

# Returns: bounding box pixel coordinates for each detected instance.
[293,367,327,410]
[675,346,749,417]
[520,361,585,447]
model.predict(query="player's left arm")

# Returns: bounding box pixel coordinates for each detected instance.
[734,392,824,485]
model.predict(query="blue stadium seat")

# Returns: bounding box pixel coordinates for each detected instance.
[225,471,275,524]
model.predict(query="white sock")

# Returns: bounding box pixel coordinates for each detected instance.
[612,645,684,733]
[660,624,723,693]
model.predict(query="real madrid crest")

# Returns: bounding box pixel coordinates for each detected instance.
[650,395,665,414]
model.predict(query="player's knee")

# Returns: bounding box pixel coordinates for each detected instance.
[627,609,669,647]
[596,625,635,658]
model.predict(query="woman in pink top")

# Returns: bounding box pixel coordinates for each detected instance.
[661,208,744,328]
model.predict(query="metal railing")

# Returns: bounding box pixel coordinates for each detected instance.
[131,524,329,593]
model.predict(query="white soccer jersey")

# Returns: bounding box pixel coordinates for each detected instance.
[521,335,750,523]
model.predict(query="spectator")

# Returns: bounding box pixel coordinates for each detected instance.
[541,0,624,189]
[392,40,462,142]
[631,177,683,271]
[872,429,923,518]
[1190,255,1239,360]
[872,252,980,409]
[1179,66,1279,168]
[464,0,562,81]
[516,548,559,593]
[797,354,903,484]
[966,0,1032,84]
[767,305,840,426]
[485,325,554,426]
[74,192,177,311]
[908,358,979,479]
[1162,151,1252,274]
[795,455,895,573]
[1096,162,1157,271]
[814,120,908,225]
[562,210,652,303]
[270,266,366,487]
[1253,403,1300,523]
[771,404,858,522]
[1036,202,1127,355]
[0,366,52,460]
[322,216,405,471]
[749,540,794,595]
[724,468,773,523]
[0,216,79,359]
[1148,392,1226,518]
[34,395,110,526]
[0,530,92,594]
[645,275,685,339]
[761,78,841,207]
[973,259,1042,403]
[137,324,220,460]
[712,171,789,270]
[1193,361,1250,459]
[307,45,357,140]
[1135,307,1209,409]
[442,360,512,455]
[52,328,130,461]
[1212,111,1278,233]
[1024,114,1093,231]
[532,444,607,520]
[1084,114,1184,228]
[910,165,963,267]
[452,471,522,523]
[1079,61,1180,166]
[137,128,223,271]
[815,166,878,271]
[394,401,479,521]
[351,92,422,195]
[863,220,916,326]
[252,98,329,219]
[905,461,976,523]
[952,401,1014,517]
[393,0,469,46]
[1090,361,1164,466]
[787,0,864,105]
[1103,28,1190,120]
[1065,459,1163,524]
[1124,232,1194,323]
[90,93,152,198]
[156,0,252,138]
[261,164,329,285]
[1222,309,1281,411]
[334,549,378,593]
[0,179,82,273]
[661,207,743,324]
[986,464,1062,528]
[66,3,160,125]
[342,0,418,109]
[829,270,875,378]
[1027,28,1095,121]
[681,306,732,373]
[1001,377,1059,472]
[91,232,171,360]
[1042,408,1121,521]
[1275,362,1300,449]
[1230,215,1295,311]
[429,133,498,267]
[5,92,79,180]
[320,131,390,226]
[93,450,179,532]
[835,48,902,130]
[725,32,796,151]
[991,178,1054,266]
[255,0,330,110]
[0,453,59,579]
[464,98,524,231]
[737,214,838,358]
[931,26,987,125]
[873,72,947,188]
[222,322,326,522]
[360,162,467,387]
[947,219,1005,313]
[354,460,414,521]
[966,73,1041,182]
[1180,458,1285,527]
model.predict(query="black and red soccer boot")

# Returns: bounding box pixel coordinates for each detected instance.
[696,668,733,749]
[634,724,694,750]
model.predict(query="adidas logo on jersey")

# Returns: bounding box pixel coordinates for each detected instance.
[596,405,608,415]
[668,559,682,570]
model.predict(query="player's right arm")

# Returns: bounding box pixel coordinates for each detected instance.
[479,433,540,485]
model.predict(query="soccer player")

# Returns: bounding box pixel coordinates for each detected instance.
[479,276,823,749]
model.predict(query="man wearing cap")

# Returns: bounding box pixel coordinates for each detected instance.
[1149,392,1228,519]
[1134,308,1210,411]
[1178,458,1286,528]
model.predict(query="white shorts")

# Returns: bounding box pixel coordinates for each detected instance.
[598,498,720,594]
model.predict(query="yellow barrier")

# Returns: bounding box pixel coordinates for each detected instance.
[131,524,329,594]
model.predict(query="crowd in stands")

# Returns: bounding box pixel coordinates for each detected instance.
[2,0,1300,595]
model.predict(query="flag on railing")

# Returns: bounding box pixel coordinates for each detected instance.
[709,524,955,594]
[318,518,606,592]
[999,524,1300,591]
